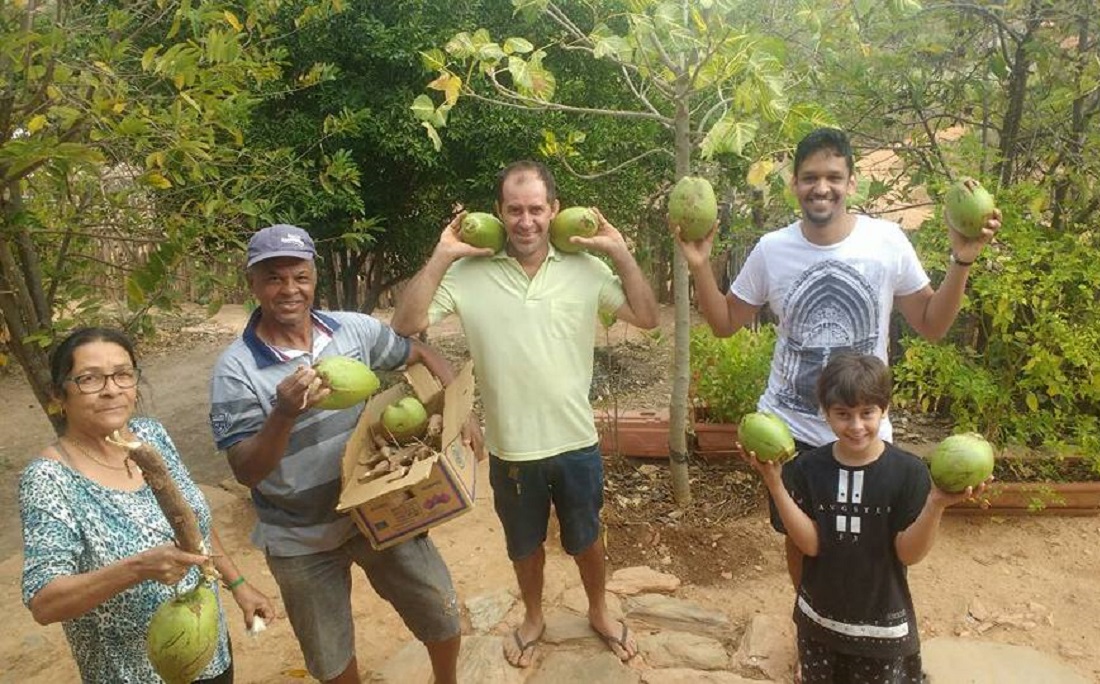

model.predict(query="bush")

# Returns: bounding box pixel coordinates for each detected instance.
[690,324,776,423]
[896,183,1100,455]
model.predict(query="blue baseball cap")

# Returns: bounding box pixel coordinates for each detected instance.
[246,224,316,267]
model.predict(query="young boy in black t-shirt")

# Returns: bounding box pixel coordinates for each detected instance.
[743,353,989,684]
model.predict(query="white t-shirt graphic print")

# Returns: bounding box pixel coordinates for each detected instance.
[731,215,929,446]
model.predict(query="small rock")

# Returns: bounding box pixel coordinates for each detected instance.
[608,566,682,596]
[967,598,989,622]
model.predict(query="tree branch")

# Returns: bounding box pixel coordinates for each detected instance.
[557,147,674,180]
[478,73,670,123]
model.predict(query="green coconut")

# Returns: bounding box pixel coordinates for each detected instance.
[147,582,220,684]
[944,178,996,239]
[459,212,506,252]
[382,396,430,444]
[929,432,995,493]
[550,206,599,253]
[668,176,718,241]
[738,412,796,463]
[313,356,380,410]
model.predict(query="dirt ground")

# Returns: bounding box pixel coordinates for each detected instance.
[1,304,1098,683]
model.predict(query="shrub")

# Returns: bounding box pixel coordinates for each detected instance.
[690,324,776,423]
[896,183,1100,456]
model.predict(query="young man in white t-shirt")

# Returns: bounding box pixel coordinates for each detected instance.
[674,127,1001,678]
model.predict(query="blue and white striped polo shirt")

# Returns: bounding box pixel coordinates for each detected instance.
[209,309,410,557]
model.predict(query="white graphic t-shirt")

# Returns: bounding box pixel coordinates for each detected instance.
[730,215,929,446]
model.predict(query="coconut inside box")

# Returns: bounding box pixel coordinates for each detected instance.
[337,361,477,550]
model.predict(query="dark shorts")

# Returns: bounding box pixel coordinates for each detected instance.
[798,633,924,684]
[489,442,603,561]
[266,533,460,681]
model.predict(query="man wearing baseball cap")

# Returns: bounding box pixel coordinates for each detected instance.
[209,223,477,683]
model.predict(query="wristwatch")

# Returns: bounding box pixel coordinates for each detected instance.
[949,252,975,267]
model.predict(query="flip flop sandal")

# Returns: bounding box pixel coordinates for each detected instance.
[594,622,637,662]
[505,624,545,668]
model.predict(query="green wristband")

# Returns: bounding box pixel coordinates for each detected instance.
[225,576,246,591]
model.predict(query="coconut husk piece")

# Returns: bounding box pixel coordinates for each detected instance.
[108,431,217,579]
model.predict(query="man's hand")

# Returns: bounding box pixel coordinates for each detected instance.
[568,207,630,257]
[274,365,327,416]
[947,196,1001,264]
[436,211,496,261]
[670,219,719,271]
[461,414,487,461]
[229,581,279,632]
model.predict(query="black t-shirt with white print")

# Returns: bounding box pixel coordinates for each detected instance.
[769,442,932,658]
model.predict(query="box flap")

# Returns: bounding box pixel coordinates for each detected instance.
[405,363,444,406]
[442,362,475,448]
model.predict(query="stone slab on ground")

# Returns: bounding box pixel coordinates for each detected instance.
[637,630,728,670]
[623,593,731,637]
[923,636,1090,684]
[731,613,796,682]
[527,649,639,684]
[559,586,624,619]
[607,566,682,595]
[465,589,516,633]
[640,669,773,684]
[544,607,604,644]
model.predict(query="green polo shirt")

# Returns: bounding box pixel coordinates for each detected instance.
[429,246,626,461]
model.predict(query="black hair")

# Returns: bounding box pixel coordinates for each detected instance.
[50,327,139,397]
[495,160,558,206]
[816,352,892,411]
[794,128,855,177]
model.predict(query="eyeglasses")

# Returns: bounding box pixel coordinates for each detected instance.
[66,368,142,394]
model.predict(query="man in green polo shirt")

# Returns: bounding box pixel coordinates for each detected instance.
[393,160,658,668]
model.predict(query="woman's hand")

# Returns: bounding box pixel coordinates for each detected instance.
[229,581,278,631]
[133,544,208,585]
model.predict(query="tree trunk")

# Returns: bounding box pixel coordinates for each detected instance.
[668,95,693,507]
[996,3,1041,187]
[318,243,340,309]
[0,188,63,434]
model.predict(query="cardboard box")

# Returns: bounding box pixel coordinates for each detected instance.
[337,361,477,549]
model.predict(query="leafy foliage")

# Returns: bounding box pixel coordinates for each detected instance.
[0,0,322,427]
[895,184,1100,454]
[689,324,776,424]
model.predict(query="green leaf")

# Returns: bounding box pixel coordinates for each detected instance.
[508,56,531,92]
[410,94,435,122]
[422,121,442,151]
[503,37,534,55]
[700,115,757,158]
[445,32,475,59]
[420,49,447,71]
[125,276,146,309]
[593,34,631,61]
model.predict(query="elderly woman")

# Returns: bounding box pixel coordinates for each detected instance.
[20,326,276,682]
